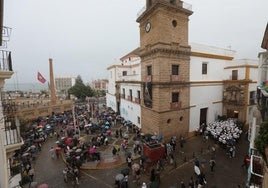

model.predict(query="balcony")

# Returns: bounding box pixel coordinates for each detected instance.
[137,1,192,19]
[3,125,20,146]
[249,98,256,105]
[250,155,264,186]
[1,98,22,151]
[257,86,268,121]
[127,96,133,101]
[135,98,141,104]
[170,75,181,82]
[145,75,152,82]
[0,50,13,80]
[170,101,181,110]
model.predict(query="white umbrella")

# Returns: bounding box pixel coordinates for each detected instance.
[22,153,30,157]
[194,165,200,176]
[115,173,124,181]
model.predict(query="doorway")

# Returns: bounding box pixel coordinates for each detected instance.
[227,109,239,119]
[199,108,208,126]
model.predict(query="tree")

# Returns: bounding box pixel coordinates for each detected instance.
[255,121,268,165]
[68,76,94,100]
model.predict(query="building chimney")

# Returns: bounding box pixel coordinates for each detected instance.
[49,58,57,105]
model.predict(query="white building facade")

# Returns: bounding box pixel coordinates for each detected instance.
[107,44,258,134]
[106,49,142,128]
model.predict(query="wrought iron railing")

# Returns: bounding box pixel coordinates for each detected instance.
[2,99,21,146]
[137,1,192,18]
[0,50,12,71]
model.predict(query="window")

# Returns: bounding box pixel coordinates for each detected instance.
[202,62,207,75]
[249,91,256,105]
[137,116,140,124]
[129,89,132,100]
[172,92,179,103]
[123,88,125,96]
[122,71,127,76]
[147,65,152,75]
[172,65,179,75]
[232,70,238,80]
[137,90,141,99]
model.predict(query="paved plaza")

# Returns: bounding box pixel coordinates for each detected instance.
[24,121,249,188]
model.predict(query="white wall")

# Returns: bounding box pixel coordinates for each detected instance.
[106,93,117,112]
[189,85,223,131]
[190,56,227,81]
[120,99,141,128]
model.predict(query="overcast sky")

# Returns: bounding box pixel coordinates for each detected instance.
[4,0,268,84]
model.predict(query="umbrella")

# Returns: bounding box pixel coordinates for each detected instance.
[68,149,73,153]
[30,145,36,149]
[134,140,140,145]
[121,168,130,176]
[84,124,90,128]
[34,138,43,143]
[106,129,112,134]
[123,134,129,139]
[104,125,110,130]
[76,148,82,153]
[73,146,77,150]
[89,147,96,154]
[22,152,30,157]
[55,141,60,144]
[38,183,49,188]
[79,137,86,143]
[115,174,124,181]
[132,163,140,171]
[151,135,157,140]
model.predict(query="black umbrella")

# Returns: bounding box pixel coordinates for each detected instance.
[121,168,130,176]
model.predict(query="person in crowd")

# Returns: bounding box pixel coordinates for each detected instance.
[150,168,156,182]
[28,167,35,183]
[126,155,132,168]
[188,176,195,188]
[112,146,117,156]
[241,154,250,169]
[180,181,186,188]
[209,158,216,173]
[49,146,55,159]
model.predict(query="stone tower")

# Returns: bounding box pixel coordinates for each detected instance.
[49,58,57,105]
[137,0,193,140]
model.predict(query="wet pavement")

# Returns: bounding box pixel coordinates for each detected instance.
[25,123,249,188]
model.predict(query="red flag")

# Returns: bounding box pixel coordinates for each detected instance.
[37,72,46,83]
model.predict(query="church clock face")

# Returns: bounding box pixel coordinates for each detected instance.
[145,22,151,32]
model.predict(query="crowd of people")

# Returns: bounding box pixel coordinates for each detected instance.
[12,101,248,188]
[205,118,243,147]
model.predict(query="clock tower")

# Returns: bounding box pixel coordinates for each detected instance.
[137,0,193,140]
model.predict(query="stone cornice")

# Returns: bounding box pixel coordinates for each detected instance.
[139,42,191,59]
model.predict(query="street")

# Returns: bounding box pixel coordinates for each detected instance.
[27,128,249,188]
